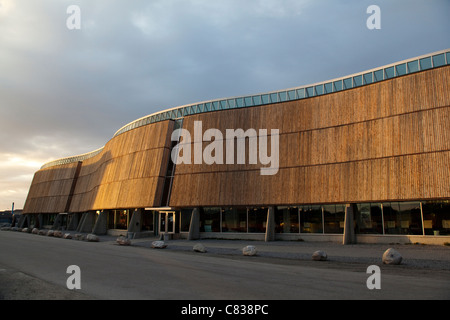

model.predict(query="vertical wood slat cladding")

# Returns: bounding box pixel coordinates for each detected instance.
[24,120,173,214]
[69,120,173,212]
[169,66,450,207]
[23,162,81,214]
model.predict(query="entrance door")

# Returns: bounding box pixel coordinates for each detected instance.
[159,211,175,234]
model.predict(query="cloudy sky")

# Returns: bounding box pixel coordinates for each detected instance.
[0,0,448,210]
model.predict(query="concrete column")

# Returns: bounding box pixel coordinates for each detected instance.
[343,204,356,245]
[188,208,200,240]
[93,211,108,235]
[265,207,275,242]
[77,212,96,233]
[127,209,143,238]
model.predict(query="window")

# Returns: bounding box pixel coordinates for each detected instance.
[353,75,363,87]
[374,70,384,82]
[275,207,299,233]
[421,201,450,236]
[306,87,315,97]
[383,202,422,235]
[419,57,432,70]
[261,94,270,104]
[324,83,333,94]
[248,208,267,233]
[296,88,305,98]
[222,208,247,232]
[142,210,154,231]
[270,93,278,103]
[407,60,419,73]
[363,72,373,85]
[323,205,345,234]
[384,66,395,79]
[432,54,446,67]
[356,203,383,234]
[300,205,323,233]
[333,80,343,92]
[200,207,221,232]
[288,90,296,100]
[180,209,192,232]
[109,210,129,230]
[343,78,352,89]
[395,63,407,76]
[315,85,323,95]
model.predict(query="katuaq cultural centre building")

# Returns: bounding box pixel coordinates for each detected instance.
[21,49,450,245]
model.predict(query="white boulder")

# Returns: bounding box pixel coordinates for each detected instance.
[193,243,207,253]
[382,248,402,265]
[117,236,131,246]
[312,250,328,261]
[86,234,99,242]
[151,241,167,249]
[242,245,257,256]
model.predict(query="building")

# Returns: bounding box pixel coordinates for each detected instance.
[22,50,450,244]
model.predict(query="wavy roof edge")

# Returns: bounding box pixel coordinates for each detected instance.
[41,49,450,169]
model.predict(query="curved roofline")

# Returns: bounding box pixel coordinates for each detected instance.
[41,49,450,169]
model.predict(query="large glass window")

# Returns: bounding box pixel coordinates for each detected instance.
[248,208,267,233]
[398,202,423,235]
[374,70,384,82]
[275,207,299,233]
[109,210,130,230]
[221,208,247,233]
[323,205,345,234]
[407,60,419,73]
[142,210,154,231]
[432,54,446,67]
[422,201,450,236]
[384,66,395,79]
[180,209,192,232]
[356,203,383,234]
[383,202,422,235]
[420,57,432,70]
[395,63,407,76]
[300,205,323,234]
[200,207,221,232]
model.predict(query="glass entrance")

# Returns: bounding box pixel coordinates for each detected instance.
[159,211,175,234]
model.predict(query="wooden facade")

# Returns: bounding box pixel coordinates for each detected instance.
[23,65,450,214]
[169,66,450,207]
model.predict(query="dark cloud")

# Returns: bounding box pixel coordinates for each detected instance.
[0,0,449,208]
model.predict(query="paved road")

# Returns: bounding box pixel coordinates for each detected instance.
[0,231,449,300]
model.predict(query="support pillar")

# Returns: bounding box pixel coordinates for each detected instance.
[188,208,200,240]
[93,211,108,235]
[76,212,96,233]
[265,207,275,242]
[343,204,357,245]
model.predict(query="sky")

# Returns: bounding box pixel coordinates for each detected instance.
[0,0,449,210]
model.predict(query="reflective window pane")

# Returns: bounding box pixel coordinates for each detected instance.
[353,75,363,87]
[252,95,261,105]
[422,201,450,236]
[248,208,267,233]
[363,72,373,85]
[300,205,323,234]
[297,88,305,98]
[323,205,345,234]
[432,53,446,67]
[333,80,343,91]
[343,78,352,89]
[420,57,432,70]
[244,97,253,106]
[384,66,395,79]
[275,207,299,233]
[407,60,419,73]
[324,83,333,94]
[315,85,323,95]
[306,87,315,97]
[356,203,383,234]
[288,90,296,100]
[222,208,247,233]
[261,94,270,104]
[279,91,287,102]
[200,207,221,232]
[270,93,278,103]
[395,63,407,76]
[374,70,384,82]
